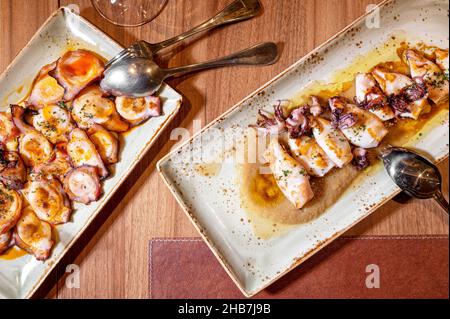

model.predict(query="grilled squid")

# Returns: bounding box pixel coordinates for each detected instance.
[352,147,370,170]
[11,105,53,168]
[434,48,449,71]
[372,67,430,119]
[403,49,449,105]
[0,149,27,190]
[115,96,162,126]
[309,96,324,117]
[32,143,72,180]
[311,117,353,168]
[32,104,76,144]
[264,138,314,209]
[67,128,108,179]
[71,85,129,132]
[287,136,335,177]
[87,124,119,164]
[13,206,53,261]
[64,166,102,204]
[53,50,105,101]
[355,73,395,121]
[329,97,388,148]
[254,103,287,135]
[24,179,72,225]
[0,230,12,254]
[26,62,65,108]
[0,111,19,151]
[0,181,22,234]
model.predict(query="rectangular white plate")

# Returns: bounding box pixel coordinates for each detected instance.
[158,0,449,297]
[0,7,182,299]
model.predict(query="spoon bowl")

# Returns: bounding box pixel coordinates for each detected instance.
[100,42,279,97]
[101,58,166,97]
[380,146,448,213]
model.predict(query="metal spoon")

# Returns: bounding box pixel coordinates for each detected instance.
[105,0,262,68]
[100,42,279,97]
[380,146,449,214]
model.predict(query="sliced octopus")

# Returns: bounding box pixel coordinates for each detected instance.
[71,85,129,132]
[53,50,105,101]
[0,149,27,190]
[32,104,76,144]
[0,111,19,151]
[0,230,12,254]
[13,206,54,261]
[87,124,119,164]
[24,179,72,225]
[67,128,109,179]
[64,166,102,204]
[32,143,72,181]
[0,181,22,234]
[11,105,53,168]
[26,62,65,108]
[115,96,162,126]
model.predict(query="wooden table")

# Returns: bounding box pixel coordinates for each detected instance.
[0,0,448,299]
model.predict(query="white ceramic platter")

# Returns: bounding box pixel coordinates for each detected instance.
[158,0,449,297]
[0,7,182,299]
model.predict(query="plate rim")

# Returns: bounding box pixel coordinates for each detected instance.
[0,6,183,299]
[156,0,449,297]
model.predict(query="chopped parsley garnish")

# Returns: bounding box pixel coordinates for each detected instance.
[282,169,291,177]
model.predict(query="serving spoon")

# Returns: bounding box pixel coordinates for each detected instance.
[380,146,449,214]
[105,0,262,68]
[100,42,279,97]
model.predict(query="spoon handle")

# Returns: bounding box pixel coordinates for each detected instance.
[151,0,261,53]
[163,42,278,78]
[433,190,449,214]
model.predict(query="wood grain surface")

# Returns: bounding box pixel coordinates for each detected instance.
[0,0,448,299]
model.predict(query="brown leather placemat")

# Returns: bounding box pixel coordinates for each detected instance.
[149,236,449,299]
